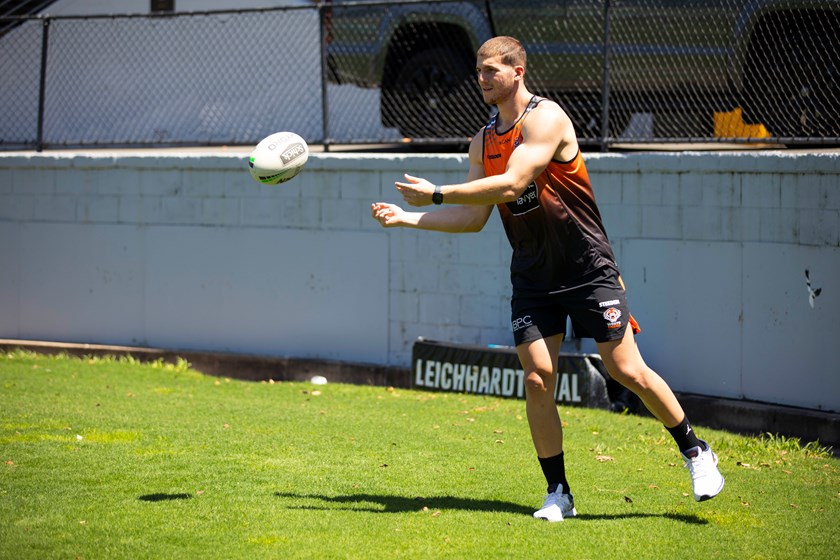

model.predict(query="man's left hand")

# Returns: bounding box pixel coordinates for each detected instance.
[395,174,435,207]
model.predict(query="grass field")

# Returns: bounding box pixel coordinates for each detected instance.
[1,350,838,559]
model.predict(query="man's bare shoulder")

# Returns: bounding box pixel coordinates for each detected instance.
[522,97,578,158]
[528,98,573,129]
[468,130,485,164]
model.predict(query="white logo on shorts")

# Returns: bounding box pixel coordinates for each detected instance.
[603,307,621,322]
[512,315,533,331]
[603,307,622,329]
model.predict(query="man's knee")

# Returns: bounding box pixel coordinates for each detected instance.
[611,364,654,392]
[525,370,552,393]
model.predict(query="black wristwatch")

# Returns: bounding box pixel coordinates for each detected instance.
[432,184,444,205]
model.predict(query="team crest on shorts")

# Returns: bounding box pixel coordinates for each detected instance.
[603,307,622,329]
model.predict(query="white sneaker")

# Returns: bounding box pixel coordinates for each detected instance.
[682,440,725,502]
[533,486,577,522]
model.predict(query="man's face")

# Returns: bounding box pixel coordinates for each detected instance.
[476,55,521,105]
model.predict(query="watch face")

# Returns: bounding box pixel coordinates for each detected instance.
[433,188,443,204]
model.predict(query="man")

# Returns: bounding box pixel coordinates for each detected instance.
[371,36,724,522]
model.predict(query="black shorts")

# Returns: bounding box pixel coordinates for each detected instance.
[510,266,633,345]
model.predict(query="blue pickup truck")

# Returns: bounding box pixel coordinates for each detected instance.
[322,0,839,141]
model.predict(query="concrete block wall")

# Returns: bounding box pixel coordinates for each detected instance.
[0,149,838,411]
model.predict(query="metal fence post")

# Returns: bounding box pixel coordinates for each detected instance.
[318,3,331,152]
[36,17,50,152]
[484,0,497,36]
[599,0,611,152]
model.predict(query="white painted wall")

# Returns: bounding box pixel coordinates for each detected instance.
[0,149,838,411]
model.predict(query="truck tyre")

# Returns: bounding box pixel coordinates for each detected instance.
[382,46,487,139]
[742,13,839,138]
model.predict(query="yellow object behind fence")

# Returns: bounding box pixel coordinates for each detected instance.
[714,107,772,139]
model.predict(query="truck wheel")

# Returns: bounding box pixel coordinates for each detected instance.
[742,13,839,138]
[382,47,487,139]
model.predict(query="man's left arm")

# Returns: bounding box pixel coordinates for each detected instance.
[395,105,568,207]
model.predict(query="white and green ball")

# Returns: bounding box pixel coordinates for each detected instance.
[248,131,309,185]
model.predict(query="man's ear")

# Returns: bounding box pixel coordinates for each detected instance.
[514,65,525,81]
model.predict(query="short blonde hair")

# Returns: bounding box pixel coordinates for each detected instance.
[477,36,526,70]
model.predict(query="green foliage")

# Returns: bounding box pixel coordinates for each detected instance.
[1,351,838,559]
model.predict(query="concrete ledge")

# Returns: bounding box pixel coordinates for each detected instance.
[0,339,410,388]
[2,338,837,452]
[676,394,840,452]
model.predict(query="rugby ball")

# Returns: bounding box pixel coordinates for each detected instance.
[248,131,309,185]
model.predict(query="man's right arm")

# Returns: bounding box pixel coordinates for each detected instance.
[370,202,493,233]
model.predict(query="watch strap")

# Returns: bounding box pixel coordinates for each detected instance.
[433,184,443,205]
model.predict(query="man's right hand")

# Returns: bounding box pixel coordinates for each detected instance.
[371,202,405,228]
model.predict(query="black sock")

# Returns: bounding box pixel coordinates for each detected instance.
[538,452,570,495]
[666,416,703,454]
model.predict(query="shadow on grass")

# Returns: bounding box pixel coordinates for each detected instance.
[138,493,192,502]
[273,492,707,524]
[575,512,708,525]
[274,491,533,515]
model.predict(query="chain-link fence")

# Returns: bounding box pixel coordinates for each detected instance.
[1,0,838,150]
[0,7,323,149]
